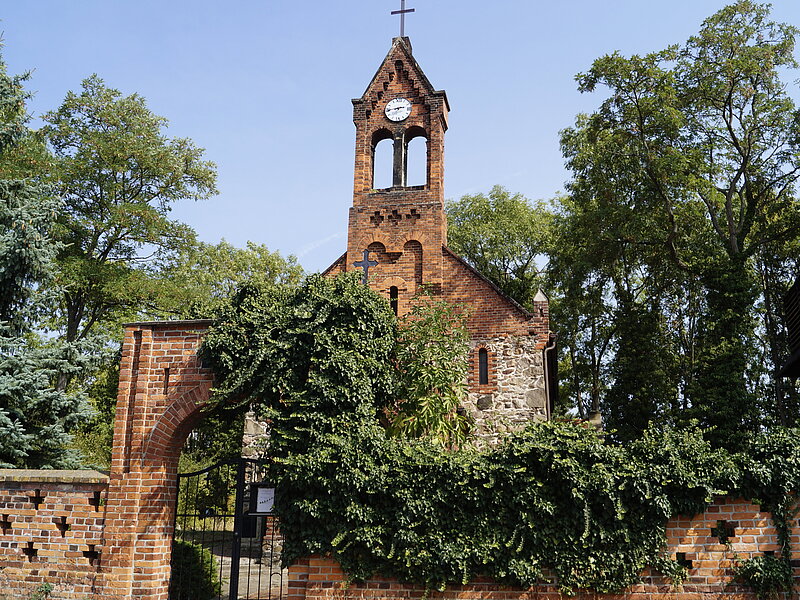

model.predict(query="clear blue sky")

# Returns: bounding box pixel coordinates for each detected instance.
[3,1,800,272]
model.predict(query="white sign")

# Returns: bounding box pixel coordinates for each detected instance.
[254,486,275,514]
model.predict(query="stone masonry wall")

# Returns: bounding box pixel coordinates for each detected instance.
[467,335,547,442]
[0,470,108,600]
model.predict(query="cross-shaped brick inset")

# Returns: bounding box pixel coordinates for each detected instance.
[0,514,11,534]
[387,209,402,225]
[406,208,421,221]
[22,542,37,561]
[89,491,102,511]
[30,489,45,509]
[711,520,736,545]
[83,544,100,567]
[54,516,70,536]
[370,211,384,226]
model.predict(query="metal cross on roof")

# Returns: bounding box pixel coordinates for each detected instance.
[353,249,378,284]
[391,0,415,38]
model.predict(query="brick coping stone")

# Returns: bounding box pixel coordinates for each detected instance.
[0,469,109,484]
[122,318,213,327]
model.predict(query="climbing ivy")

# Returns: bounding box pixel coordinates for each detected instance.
[202,273,800,595]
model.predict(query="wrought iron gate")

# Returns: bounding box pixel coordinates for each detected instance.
[170,458,285,600]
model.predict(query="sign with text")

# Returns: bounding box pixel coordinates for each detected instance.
[250,484,275,515]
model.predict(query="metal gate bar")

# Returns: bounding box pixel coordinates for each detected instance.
[169,458,284,600]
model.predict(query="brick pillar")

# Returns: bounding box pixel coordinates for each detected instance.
[287,557,310,600]
[101,320,213,600]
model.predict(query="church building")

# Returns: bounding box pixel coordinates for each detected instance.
[323,37,557,437]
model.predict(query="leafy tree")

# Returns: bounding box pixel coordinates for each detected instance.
[41,75,218,344]
[604,299,678,442]
[0,54,92,468]
[156,239,303,319]
[203,273,398,455]
[558,1,800,446]
[386,293,471,447]
[204,274,476,450]
[70,357,118,468]
[446,185,551,308]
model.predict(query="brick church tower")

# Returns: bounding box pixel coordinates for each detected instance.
[325,37,556,436]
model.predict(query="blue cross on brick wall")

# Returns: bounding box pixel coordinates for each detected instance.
[353,249,378,284]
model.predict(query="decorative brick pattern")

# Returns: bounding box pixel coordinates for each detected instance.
[0,470,108,599]
[0,473,792,600]
[324,37,553,433]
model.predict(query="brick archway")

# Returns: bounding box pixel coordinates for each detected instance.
[102,320,215,600]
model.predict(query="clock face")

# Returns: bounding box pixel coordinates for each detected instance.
[385,98,412,122]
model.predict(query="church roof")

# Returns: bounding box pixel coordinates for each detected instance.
[353,36,450,111]
[442,246,534,319]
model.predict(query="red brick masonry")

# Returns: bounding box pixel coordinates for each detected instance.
[287,497,791,600]
[0,469,108,600]
[0,472,789,600]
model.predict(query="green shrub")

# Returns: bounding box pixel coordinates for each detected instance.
[202,272,800,596]
[169,540,221,600]
[733,555,792,600]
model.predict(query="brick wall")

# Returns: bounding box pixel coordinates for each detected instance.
[0,470,108,599]
[102,319,214,600]
[286,497,791,600]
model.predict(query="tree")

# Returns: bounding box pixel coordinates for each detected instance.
[203,274,475,451]
[0,54,92,468]
[446,185,551,308]
[42,75,217,344]
[387,292,471,447]
[604,298,678,442]
[559,1,800,447]
[156,239,303,319]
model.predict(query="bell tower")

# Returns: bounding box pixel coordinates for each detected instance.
[324,34,555,436]
[345,36,450,314]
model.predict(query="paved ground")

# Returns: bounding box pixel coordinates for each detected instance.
[213,538,287,600]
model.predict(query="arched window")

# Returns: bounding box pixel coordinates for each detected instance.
[372,129,393,189]
[405,127,427,187]
[478,348,489,385]
[389,286,399,315]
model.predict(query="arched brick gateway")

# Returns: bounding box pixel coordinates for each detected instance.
[102,320,214,600]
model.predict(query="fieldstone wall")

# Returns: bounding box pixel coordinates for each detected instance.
[467,335,547,443]
[242,333,548,452]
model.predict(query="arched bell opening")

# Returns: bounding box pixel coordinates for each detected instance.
[371,129,394,189]
[404,126,428,188]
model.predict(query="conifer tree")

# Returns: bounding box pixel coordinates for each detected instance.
[0,54,91,468]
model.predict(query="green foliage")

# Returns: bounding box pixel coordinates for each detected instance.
[156,239,303,319]
[203,273,397,455]
[446,185,550,308]
[0,50,93,469]
[535,0,800,436]
[175,456,237,519]
[41,74,218,343]
[203,270,800,595]
[387,293,471,447]
[733,556,792,600]
[0,330,94,468]
[28,583,52,600]
[604,299,678,442]
[0,61,56,333]
[169,540,221,600]
[687,257,760,450]
[70,356,119,469]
